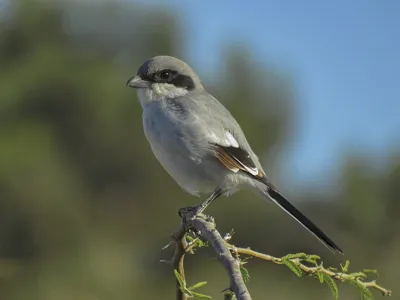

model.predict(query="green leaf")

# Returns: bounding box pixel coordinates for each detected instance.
[284,253,307,259]
[282,258,303,277]
[174,270,210,298]
[191,291,212,299]
[195,239,208,248]
[186,233,207,247]
[223,290,236,300]
[317,271,324,283]
[340,260,350,272]
[362,269,377,274]
[348,272,367,279]
[322,273,339,300]
[306,254,321,261]
[188,281,208,291]
[174,269,185,289]
[305,254,321,266]
[240,265,251,282]
[363,269,378,277]
[352,280,375,300]
[360,286,374,300]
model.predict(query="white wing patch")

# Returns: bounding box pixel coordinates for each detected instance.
[225,132,239,148]
[242,165,259,176]
[207,131,239,148]
[229,153,259,175]
[214,132,262,177]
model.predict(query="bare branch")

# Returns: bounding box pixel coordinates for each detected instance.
[172,210,252,300]
[187,215,252,300]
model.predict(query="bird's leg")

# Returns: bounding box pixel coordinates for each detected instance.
[178,188,224,220]
[194,188,224,217]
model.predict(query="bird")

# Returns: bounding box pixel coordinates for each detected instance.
[126,55,343,254]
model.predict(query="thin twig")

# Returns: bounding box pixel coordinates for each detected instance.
[228,245,392,297]
[171,223,188,300]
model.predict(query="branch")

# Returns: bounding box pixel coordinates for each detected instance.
[163,212,392,300]
[228,245,392,298]
[188,215,252,300]
[170,224,188,300]
[166,211,252,300]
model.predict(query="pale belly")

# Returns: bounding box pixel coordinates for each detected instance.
[142,104,216,196]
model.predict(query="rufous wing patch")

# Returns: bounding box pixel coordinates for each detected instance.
[215,145,265,180]
[215,146,240,173]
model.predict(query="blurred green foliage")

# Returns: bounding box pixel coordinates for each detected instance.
[0,1,398,299]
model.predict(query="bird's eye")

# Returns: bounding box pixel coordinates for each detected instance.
[159,70,171,80]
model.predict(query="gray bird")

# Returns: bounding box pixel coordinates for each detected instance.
[127,55,343,254]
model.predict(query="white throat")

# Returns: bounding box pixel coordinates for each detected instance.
[137,83,189,108]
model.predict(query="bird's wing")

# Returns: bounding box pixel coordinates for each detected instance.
[170,93,343,254]
[214,144,266,180]
[192,93,267,180]
[172,92,265,180]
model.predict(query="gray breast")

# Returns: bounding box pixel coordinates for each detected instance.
[142,102,215,195]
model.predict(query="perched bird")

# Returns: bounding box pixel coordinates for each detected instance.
[127,56,343,254]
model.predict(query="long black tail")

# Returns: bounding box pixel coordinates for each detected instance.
[265,187,343,254]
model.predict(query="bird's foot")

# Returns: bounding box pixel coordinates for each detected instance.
[178,206,215,239]
[178,205,208,221]
[178,206,196,219]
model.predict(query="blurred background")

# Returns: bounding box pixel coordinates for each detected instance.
[0,0,399,299]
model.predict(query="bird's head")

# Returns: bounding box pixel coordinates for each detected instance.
[127,56,203,106]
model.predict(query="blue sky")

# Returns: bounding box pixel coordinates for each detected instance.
[138,0,400,185]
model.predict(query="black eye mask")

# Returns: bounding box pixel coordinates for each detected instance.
[140,69,195,91]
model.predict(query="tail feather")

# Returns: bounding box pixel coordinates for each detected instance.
[266,187,343,254]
